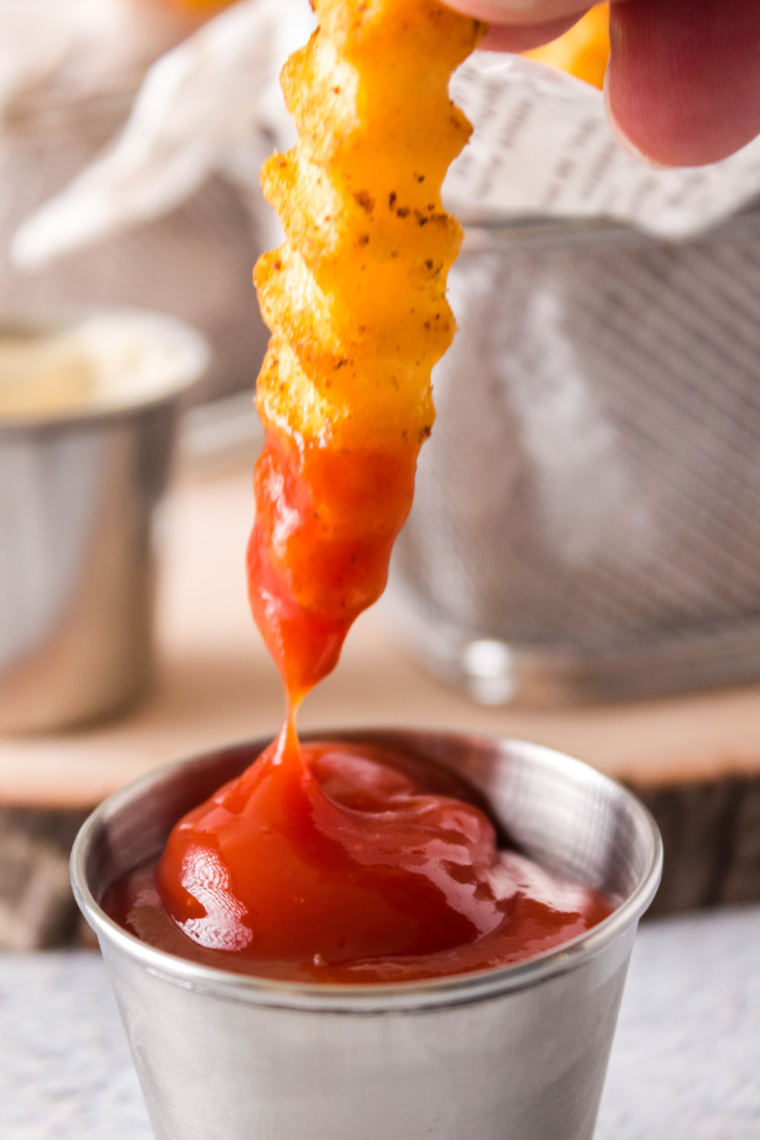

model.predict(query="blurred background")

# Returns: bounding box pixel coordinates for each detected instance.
[0,0,759,998]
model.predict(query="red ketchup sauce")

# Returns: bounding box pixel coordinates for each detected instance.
[103,438,615,982]
[105,730,614,984]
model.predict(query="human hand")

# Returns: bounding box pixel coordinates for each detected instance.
[444,0,760,168]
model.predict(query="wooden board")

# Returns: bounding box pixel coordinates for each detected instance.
[1,467,759,921]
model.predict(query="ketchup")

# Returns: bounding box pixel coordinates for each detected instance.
[104,732,614,984]
[98,375,616,984]
[246,434,416,701]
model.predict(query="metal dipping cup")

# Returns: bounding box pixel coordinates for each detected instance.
[72,730,662,1140]
[0,308,208,733]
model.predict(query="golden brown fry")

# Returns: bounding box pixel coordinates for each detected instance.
[248,1,484,699]
[255,0,484,451]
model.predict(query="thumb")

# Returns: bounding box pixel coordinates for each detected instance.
[607,0,760,167]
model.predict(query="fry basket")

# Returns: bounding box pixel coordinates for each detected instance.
[388,208,760,704]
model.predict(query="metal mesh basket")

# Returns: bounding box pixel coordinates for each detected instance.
[388,208,760,704]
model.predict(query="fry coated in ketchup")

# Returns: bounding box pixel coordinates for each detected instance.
[142,0,616,983]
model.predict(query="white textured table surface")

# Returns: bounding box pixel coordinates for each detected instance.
[2,906,759,1140]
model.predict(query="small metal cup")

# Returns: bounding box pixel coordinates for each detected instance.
[72,729,662,1140]
[0,308,209,733]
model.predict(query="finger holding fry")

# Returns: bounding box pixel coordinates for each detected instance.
[444,0,760,166]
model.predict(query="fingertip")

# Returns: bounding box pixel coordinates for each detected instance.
[603,70,672,170]
[443,0,590,48]
[479,13,583,51]
[606,0,760,168]
[444,0,586,21]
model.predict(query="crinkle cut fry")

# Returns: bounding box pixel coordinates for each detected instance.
[249,0,485,700]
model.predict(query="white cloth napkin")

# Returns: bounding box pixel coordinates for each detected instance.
[0,0,179,125]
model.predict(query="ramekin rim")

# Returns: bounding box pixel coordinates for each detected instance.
[0,305,209,433]
[71,729,663,1013]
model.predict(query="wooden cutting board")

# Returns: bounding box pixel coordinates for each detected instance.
[1,467,759,917]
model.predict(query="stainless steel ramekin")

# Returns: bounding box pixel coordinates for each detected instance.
[72,729,662,1140]
[0,308,208,733]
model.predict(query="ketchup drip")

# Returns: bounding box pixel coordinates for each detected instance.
[247,432,416,701]
[141,418,615,985]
